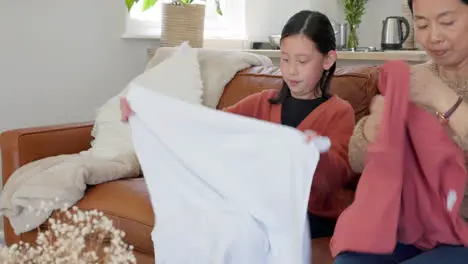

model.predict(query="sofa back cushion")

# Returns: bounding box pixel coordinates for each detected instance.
[217,65,380,122]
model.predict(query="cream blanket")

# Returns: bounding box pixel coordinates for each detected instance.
[0,45,272,235]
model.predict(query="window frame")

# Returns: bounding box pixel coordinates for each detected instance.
[123,0,247,42]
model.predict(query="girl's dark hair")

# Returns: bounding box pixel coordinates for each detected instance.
[407,0,468,13]
[269,10,336,104]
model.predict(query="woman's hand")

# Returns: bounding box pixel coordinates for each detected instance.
[363,95,384,143]
[120,97,134,122]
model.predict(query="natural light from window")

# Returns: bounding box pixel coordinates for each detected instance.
[125,0,246,40]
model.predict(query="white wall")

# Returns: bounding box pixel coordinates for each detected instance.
[0,0,154,133]
[0,1,155,233]
[0,1,154,165]
[352,0,404,48]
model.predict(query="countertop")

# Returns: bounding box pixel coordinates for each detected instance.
[147,48,429,62]
[247,49,429,62]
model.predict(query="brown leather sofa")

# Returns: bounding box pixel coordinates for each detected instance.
[0,65,380,263]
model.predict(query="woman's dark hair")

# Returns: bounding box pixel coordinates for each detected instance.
[407,0,468,13]
[269,10,336,104]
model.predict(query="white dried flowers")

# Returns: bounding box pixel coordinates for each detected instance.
[0,206,136,263]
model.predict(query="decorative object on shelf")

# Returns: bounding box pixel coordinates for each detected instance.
[381,16,410,50]
[342,0,369,50]
[125,0,223,48]
[0,205,136,263]
[401,0,423,50]
[269,35,281,49]
[161,2,206,47]
[402,0,415,49]
[336,23,349,50]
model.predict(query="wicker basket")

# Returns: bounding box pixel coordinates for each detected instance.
[160,3,206,48]
[402,1,415,49]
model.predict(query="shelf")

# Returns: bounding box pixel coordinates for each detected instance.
[246,49,429,62]
[147,48,429,62]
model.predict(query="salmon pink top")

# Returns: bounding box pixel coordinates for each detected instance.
[331,60,468,257]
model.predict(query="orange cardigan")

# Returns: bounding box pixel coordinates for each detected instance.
[224,89,355,219]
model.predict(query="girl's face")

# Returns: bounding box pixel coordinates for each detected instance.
[413,0,468,67]
[280,34,336,100]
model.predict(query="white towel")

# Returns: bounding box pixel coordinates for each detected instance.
[127,85,329,264]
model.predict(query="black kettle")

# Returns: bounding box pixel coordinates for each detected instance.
[381,16,410,50]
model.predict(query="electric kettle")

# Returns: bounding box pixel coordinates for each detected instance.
[381,16,410,50]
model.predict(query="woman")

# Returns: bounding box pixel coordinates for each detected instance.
[122,10,356,239]
[335,0,468,263]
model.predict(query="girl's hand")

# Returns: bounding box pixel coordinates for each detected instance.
[120,97,134,122]
[304,130,317,143]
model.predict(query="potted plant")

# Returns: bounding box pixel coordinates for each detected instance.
[126,0,222,15]
[126,0,222,48]
[342,0,368,50]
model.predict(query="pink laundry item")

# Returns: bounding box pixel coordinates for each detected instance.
[330,60,468,257]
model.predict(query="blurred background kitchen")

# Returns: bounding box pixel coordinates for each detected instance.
[251,0,417,52]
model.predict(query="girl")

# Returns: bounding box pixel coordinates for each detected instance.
[121,10,356,239]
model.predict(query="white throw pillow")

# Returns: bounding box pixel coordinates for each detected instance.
[88,42,203,159]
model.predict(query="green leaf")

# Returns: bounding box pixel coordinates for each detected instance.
[142,0,158,11]
[214,0,223,15]
[125,0,136,11]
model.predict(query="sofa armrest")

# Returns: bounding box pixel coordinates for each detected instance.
[0,122,94,185]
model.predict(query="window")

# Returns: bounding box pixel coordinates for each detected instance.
[124,0,246,41]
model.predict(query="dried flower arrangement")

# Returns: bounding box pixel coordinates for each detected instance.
[0,203,136,263]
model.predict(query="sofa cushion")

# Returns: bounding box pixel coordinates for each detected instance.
[76,178,155,256]
[75,177,334,263]
[218,65,380,122]
[76,177,334,263]
[90,41,203,159]
[217,66,283,110]
[332,66,380,121]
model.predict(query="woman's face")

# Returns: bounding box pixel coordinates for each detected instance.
[413,0,468,67]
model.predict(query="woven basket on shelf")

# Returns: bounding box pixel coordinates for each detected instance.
[160,3,206,48]
[402,1,415,49]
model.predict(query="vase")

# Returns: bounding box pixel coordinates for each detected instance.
[160,3,206,48]
[347,24,359,50]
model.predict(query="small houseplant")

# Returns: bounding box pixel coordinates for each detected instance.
[342,0,368,49]
[126,0,222,15]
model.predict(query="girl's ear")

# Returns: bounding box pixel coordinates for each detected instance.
[323,50,337,70]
